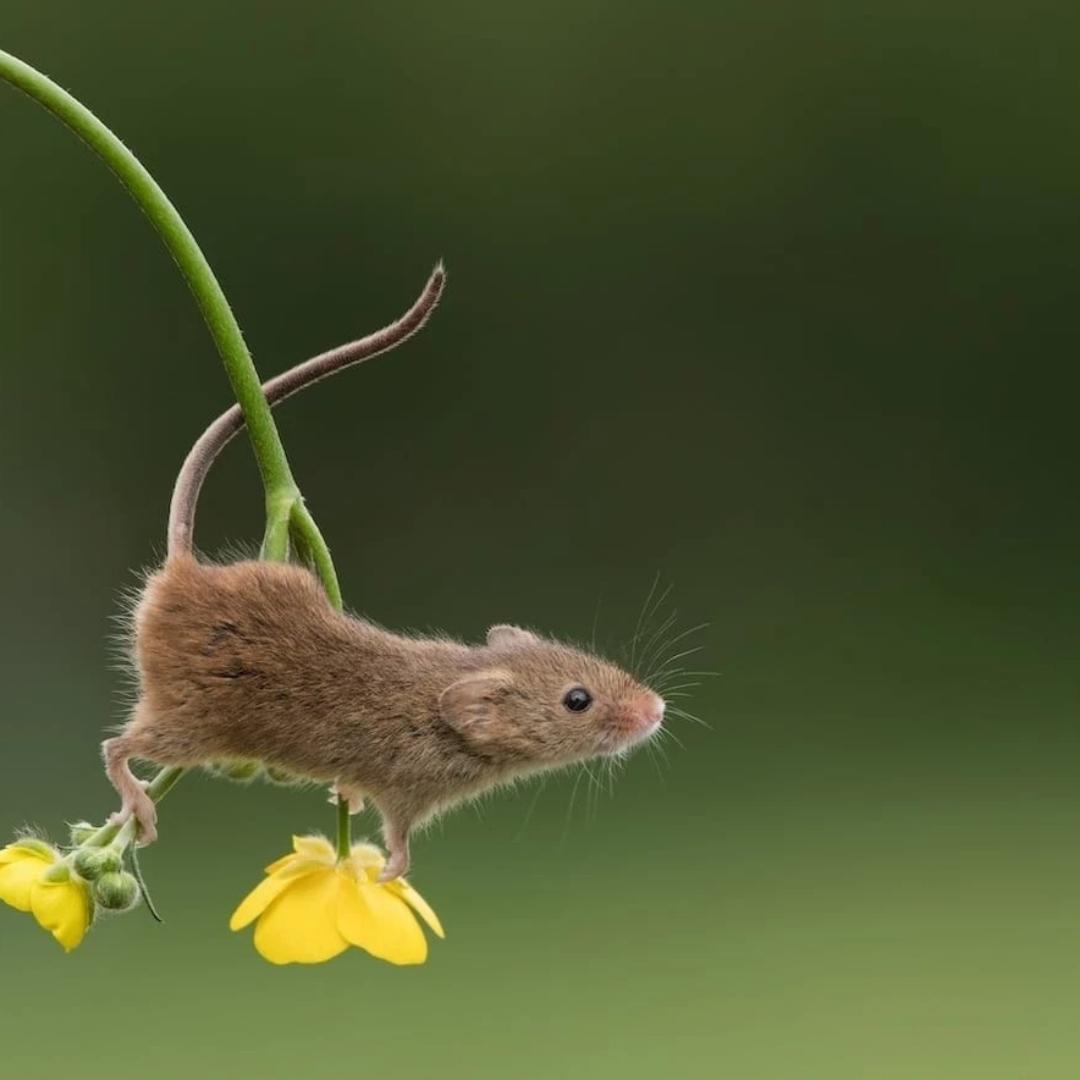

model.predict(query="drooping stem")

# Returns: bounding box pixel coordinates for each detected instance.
[0,50,344,833]
[0,49,339,581]
[336,796,352,861]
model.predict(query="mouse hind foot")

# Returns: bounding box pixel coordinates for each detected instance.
[102,733,160,846]
[377,810,412,882]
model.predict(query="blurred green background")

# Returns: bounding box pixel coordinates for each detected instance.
[1,2,1079,1077]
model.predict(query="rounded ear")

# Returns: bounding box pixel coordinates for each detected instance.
[486,624,539,648]
[439,669,514,742]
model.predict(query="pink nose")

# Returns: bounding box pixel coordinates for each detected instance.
[636,691,665,731]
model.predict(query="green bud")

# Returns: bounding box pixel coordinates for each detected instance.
[42,862,71,883]
[68,821,99,846]
[209,759,262,782]
[264,766,302,787]
[11,836,55,859]
[73,847,122,881]
[94,871,140,912]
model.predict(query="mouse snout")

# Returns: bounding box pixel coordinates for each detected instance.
[615,690,664,745]
[638,690,665,731]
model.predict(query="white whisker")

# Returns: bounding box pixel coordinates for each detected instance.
[629,573,663,671]
[560,768,586,847]
[636,608,680,678]
[514,775,550,842]
[644,621,710,681]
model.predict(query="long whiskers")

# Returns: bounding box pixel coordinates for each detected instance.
[648,644,706,686]
[643,736,670,786]
[634,607,680,680]
[581,760,603,824]
[666,703,712,730]
[513,775,550,842]
[644,622,710,683]
[628,575,673,672]
[654,724,686,751]
[589,595,603,655]
[560,767,587,847]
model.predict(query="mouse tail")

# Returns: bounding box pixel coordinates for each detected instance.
[166,263,446,558]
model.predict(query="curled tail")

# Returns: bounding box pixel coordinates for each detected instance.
[167,263,446,557]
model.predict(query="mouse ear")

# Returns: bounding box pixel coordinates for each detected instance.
[486,624,539,648]
[440,668,514,743]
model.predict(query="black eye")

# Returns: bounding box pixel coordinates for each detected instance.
[563,687,593,713]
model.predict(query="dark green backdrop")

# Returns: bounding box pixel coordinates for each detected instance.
[1,3,1078,1078]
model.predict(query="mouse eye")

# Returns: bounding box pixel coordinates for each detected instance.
[562,687,593,713]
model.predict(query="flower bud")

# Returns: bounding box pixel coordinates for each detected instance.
[94,871,140,912]
[68,821,98,846]
[12,836,55,859]
[264,766,301,787]
[210,759,262,782]
[73,846,122,881]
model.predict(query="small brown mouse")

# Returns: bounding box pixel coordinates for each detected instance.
[104,267,665,880]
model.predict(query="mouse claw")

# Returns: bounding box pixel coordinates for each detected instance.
[378,855,406,881]
[379,847,410,883]
[377,815,412,881]
[108,796,158,847]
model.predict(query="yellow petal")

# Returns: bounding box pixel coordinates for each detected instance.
[252,868,348,965]
[29,879,90,952]
[337,876,427,965]
[264,852,301,876]
[0,843,55,867]
[387,879,445,939]
[265,837,338,876]
[0,854,51,912]
[230,860,323,931]
[348,842,386,882]
[291,835,335,863]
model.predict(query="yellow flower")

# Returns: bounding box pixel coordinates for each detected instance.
[0,841,91,952]
[230,835,444,966]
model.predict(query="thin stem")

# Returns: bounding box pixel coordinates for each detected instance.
[84,766,186,850]
[0,50,300,531]
[0,50,346,837]
[291,501,343,610]
[336,796,352,861]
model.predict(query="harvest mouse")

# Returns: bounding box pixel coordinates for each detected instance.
[103,266,665,880]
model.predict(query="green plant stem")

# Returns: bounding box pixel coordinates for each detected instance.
[0,50,344,838]
[0,50,300,531]
[292,501,343,610]
[83,766,185,850]
[336,796,352,861]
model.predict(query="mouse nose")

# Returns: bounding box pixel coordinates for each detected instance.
[636,690,665,731]
[610,690,665,747]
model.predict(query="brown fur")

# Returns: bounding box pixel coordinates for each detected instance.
[100,265,663,878]
[106,554,664,878]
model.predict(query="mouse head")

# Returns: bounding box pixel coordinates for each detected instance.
[438,624,664,766]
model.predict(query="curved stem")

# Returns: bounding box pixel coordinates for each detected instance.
[0,50,343,834]
[291,501,343,610]
[0,49,300,533]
